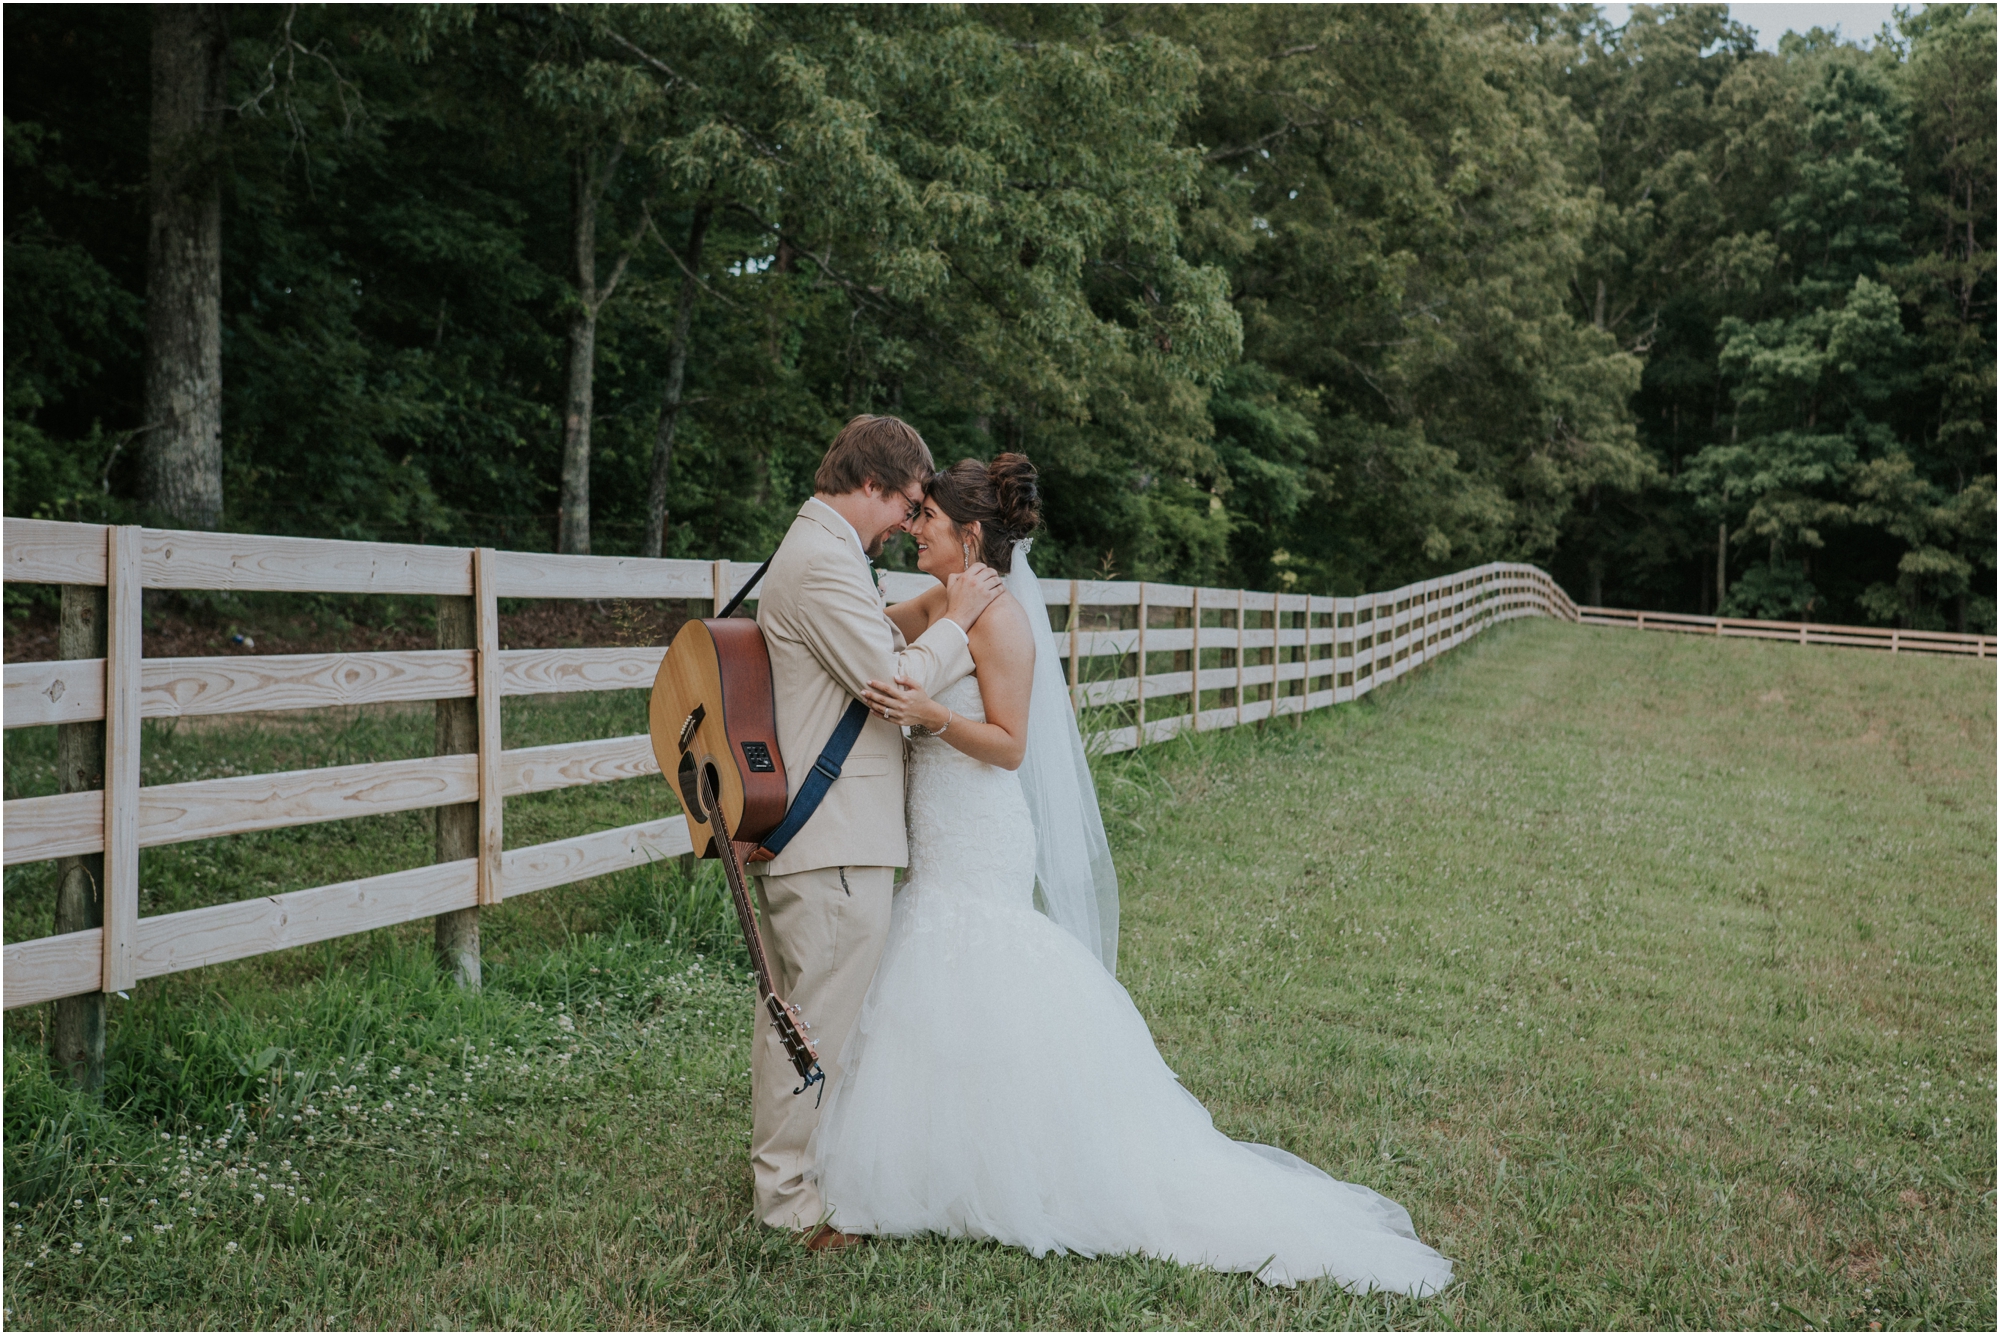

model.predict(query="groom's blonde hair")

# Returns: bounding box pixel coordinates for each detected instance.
[814,415,934,497]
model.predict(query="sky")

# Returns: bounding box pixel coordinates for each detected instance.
[1595,2,1911,50]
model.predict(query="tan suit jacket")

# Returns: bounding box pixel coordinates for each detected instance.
[753,497,973,876]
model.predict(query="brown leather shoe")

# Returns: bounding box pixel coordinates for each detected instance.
[801,1224,866,1253]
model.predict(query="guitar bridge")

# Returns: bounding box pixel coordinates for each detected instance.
[678,703,706,751]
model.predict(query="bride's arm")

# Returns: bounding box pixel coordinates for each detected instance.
[862,594,1033,770]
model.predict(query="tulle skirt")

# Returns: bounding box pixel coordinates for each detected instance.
[811,872,1455,1294]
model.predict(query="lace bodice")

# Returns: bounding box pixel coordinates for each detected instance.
[904,675,1036,907]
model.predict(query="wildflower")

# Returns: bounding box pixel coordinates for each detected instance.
[120,1235,131,1244]
[69,1242,83,1254]
[225,1241,238,1253]
[253,1193,265,1205]
[97,1197,108,1206]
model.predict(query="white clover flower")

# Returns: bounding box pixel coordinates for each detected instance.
[226,1241,239,1253]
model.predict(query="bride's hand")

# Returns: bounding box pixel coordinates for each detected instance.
[862,674,947,731]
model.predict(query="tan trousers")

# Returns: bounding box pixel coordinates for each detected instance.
[749,863,893,1229]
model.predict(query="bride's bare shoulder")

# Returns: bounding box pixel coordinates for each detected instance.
[966,589,1035,665]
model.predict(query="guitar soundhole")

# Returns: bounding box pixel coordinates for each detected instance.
[740,741,775,773]
[676,752,705,820]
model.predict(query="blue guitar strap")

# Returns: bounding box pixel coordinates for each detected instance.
[755,698,871,858]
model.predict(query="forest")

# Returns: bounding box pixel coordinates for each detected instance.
[5,3,1993,629]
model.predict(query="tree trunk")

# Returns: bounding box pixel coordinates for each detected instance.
[1586,560,1603,608]
[52,585,109,1094]
[433,594,481,988]
[553,143,648,557]
[141,4,227,530]
[557,148,603,556]
[557,310,596,555]
[1715,521,1727,610]
[644,204,711,559]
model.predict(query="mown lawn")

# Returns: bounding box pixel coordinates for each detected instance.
[3,620,1993,1330]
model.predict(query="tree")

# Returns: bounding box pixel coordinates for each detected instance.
[140,4,228,530]
[1686,275,1911,616]
[1132,3,1644,593]
[1877,2,1996,629]
[3,3,1985,629]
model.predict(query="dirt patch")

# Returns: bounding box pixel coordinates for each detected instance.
[5,598,697,663]
[1841,1240,1884,1283]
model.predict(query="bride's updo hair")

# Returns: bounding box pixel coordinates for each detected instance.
[924,453,1041,573]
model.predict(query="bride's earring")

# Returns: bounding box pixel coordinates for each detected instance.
[961,538,972,571]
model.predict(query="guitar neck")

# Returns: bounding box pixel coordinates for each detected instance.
[692,758,823,1091]
[702,779,781,1002]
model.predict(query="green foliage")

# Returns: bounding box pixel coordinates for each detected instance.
[1,4,1991,621]
[1551,4,1993,625]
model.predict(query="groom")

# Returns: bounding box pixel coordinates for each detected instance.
[749,414,1002,1247]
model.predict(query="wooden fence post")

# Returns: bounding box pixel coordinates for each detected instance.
[1234,588,1246,726]
[475,549,503,907]
[50,577,107,1093]
[1135,583,1148,743]
[1191,593,1204,734]
[101,527,141,997]
[711,559,730,619]
[1067,579,1081,714]
[433,565,482,989]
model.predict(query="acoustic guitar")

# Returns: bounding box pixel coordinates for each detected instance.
[650,611,824,1094]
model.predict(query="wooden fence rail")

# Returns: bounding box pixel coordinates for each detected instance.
[2,519,1585,1010]
[1577,605,1997,657]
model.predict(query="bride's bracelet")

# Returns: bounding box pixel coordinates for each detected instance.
[911,709,953,739]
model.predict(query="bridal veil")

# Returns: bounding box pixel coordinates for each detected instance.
[1004,540,1121,974]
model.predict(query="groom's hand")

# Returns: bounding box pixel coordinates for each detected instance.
[942,562,1005,632]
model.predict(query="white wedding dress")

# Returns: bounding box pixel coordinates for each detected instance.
[812,674,1454,1293]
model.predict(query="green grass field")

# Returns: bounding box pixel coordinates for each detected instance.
[4,620,1993,1330]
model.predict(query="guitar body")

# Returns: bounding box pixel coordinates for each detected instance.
[648,613,826,1092]
[649,618,790,859]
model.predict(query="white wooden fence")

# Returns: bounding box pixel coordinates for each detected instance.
[1577,605,1997,657]
[1,518,1577,1010]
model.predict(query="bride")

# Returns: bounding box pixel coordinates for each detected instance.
[814,454,1453,1294]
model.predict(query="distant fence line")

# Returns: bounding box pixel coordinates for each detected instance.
[19,518,1971,1014]
[1577,605,1996,658]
